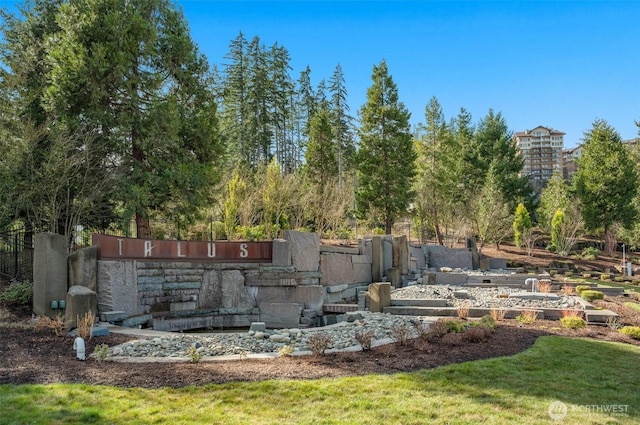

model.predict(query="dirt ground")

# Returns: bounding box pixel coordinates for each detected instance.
[1,243,639,389]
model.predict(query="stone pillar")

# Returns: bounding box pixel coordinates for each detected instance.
[68,245,98,291]
[368,282,391,313]
[467,237,480,270]
[272,239,291,267]
[392,235,409,275]
[33,233,68,317]
[371,236,384,282]
[283,230,320,272]
[65,285,98,329]
[388,267,401,288]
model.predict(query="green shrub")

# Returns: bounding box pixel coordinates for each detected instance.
[188,345,202,363]
[93,344,110,362]
[546,244,557,253]
[479,315,497,330]
[582,247,601,260]
[575,285,591,293]
[549,269,558,276]
[582,273,592,278]
[560,316,587,329]
[0,280,32,305]
[581,290,604,302]
[278,344,295,357]
[619,326,640,340]
[446,320,467,333]
[614,276,626,282]
[600,274,611,281]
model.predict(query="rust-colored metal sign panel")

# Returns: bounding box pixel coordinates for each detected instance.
[92,234,272,262]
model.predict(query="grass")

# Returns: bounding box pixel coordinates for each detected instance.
[1,336,639,424]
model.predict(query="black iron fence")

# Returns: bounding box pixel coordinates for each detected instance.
[0,227,34,282]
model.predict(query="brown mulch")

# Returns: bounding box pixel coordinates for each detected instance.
[2,245,639,389]
[1,301,637,389]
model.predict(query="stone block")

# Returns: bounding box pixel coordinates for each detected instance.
[68,246,98,291]
[392,235,409,275]
[259,302,302,328]
[435,272,467,285]
[320,245,359,254]
[255,285,324,313]
[100,311,127,322]
[33,233,68,317]
[371,236,384,282]
[221,270,255,310]
[250,322,267,332]
[320,252,355,285]
[284,230,320,272]
[479,259,491,271]
[272,239,291,267]
[65,285,98,329]
[368,282,391,313]
[122,314,153,328]
[489,258,508,270]
[388,267,401,288]
[327,284,349,293]
[430,248,473,270]
[410,245,426,270]
[170,301,197,311]
[383,238,393,276]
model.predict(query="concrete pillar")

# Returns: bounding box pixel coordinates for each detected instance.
[68,245,98,291]
[33,233,68,317]
[368,282,391,313]
[371,236,383,282]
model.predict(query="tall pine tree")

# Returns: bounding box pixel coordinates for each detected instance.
[356,60,416,234]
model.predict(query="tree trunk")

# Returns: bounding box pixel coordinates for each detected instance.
[385,218,393,235]
[136,214,151,239]
[604,226,616,256]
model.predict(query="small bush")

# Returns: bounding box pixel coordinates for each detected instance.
[0,280,32,305]
[581,290,604,302]
[93,344,109,362]
[479,315,497,330]
[614,276,626,282]
[606,316,623,330]
[307,333,332,356]
[426,319,451,340]
[456,301,471,319]
[538,281,552,293]
[516,310,538,324]
[575,285,591,293]
[619,326,640,340]
[188,345,202,363]
[600,274,611,281]
[277,344,295,357]
[463,325,493,343]
[411,320,430,341]
[560,316,587,329]
[34,315,67,336]
[489,307,507,322]
[582,247,601,260]
[561,284,575,295]
[390,324,413,346]
[76,312,95,341]
[441,332,464,346]
[355,329,376,351]
[549,269,558,276]
[446,320,467,333]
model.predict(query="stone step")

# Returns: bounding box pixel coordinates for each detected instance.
[323,303,359,313]
[391,299,449,307]
[584,309,620,324]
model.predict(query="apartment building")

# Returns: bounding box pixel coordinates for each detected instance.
[514,126,565,193]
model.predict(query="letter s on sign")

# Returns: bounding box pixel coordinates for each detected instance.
[240,243,248,258]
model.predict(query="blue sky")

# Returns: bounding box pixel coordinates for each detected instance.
[177,0,639,148]
[3,0,639,147]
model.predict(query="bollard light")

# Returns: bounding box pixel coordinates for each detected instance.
[50,300,59,310]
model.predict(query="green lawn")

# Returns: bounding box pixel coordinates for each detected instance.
[1,336,639,425]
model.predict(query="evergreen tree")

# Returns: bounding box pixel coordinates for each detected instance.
[356,60,416,234]
[537,173,572,232]
[573,119,638,254]
[464,109,533,211]
[221,32,249,165]
[305,108,337,188]
[513,203,532,248]
[38,0,225,238]
[328,64,355,186]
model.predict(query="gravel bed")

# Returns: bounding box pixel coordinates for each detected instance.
[108,312,430,358]
[393,284,582,309]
